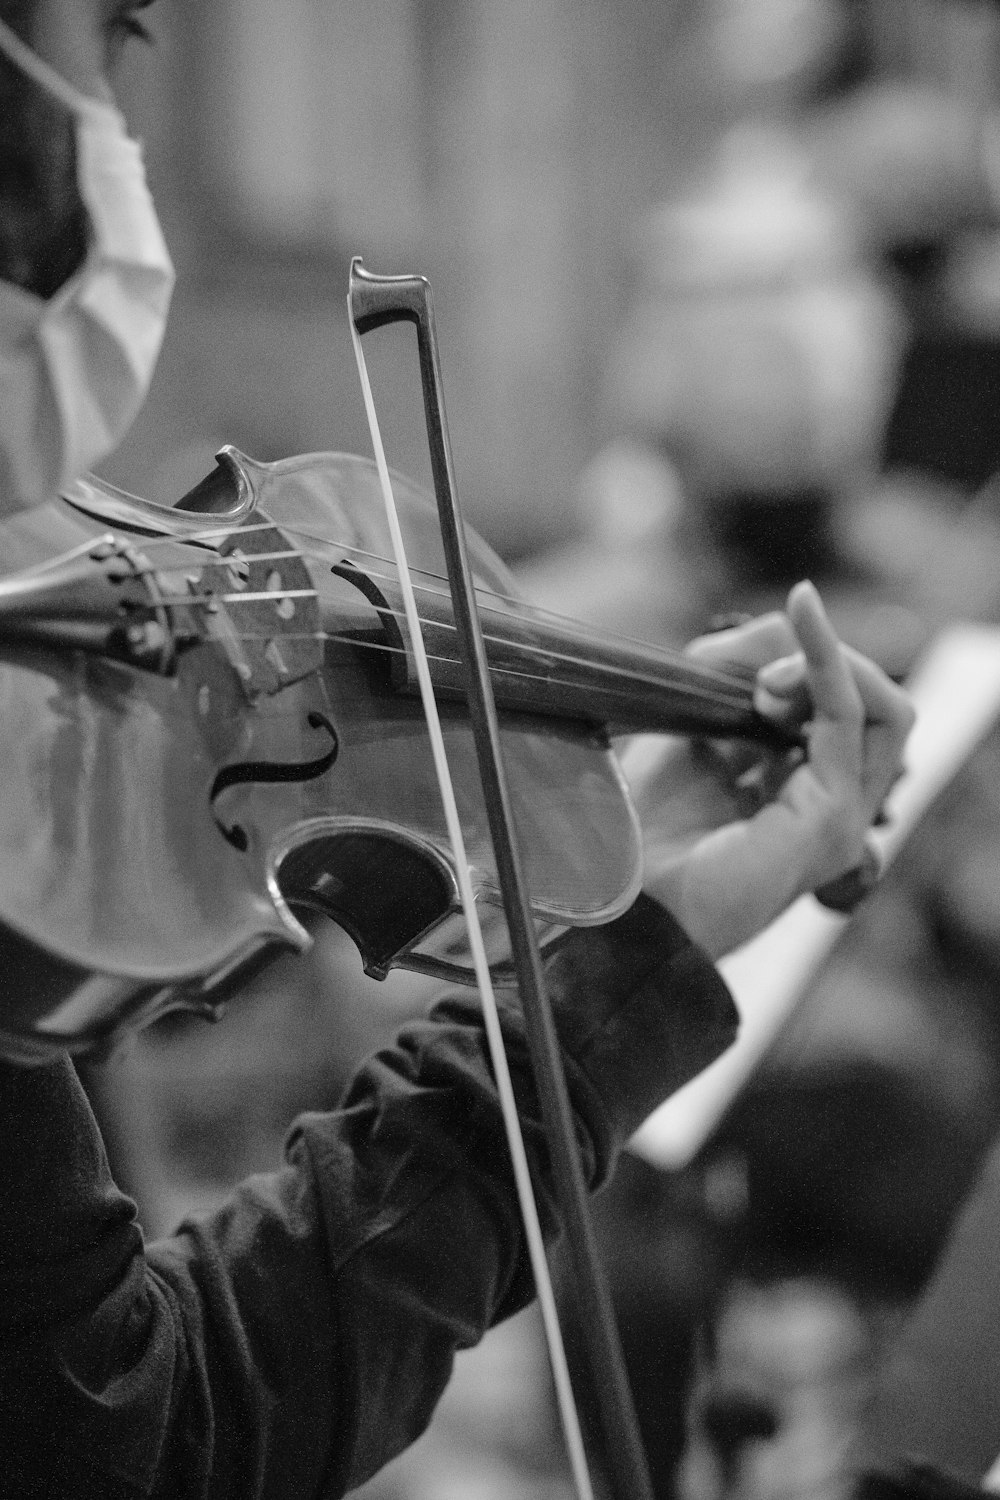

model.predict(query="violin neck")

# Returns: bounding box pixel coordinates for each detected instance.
[387,586,794,748]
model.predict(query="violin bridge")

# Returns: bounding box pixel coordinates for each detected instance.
[196,514,323,700]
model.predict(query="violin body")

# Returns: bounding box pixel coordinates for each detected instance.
[0,448,643,1058]
[0,262,804,1500]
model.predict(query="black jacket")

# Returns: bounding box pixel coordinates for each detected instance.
[0,895,737,1498]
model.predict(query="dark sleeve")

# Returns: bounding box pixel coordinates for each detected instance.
[0,895,737,1500]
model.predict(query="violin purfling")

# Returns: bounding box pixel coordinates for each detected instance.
[0,446,796,1061]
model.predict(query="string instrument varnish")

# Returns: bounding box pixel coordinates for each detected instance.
[0,435,796,1060]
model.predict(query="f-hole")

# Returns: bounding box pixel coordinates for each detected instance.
[211,711,339,851]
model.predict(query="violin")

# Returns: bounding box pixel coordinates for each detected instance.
[0,261,835,1500]
[0,441,795,1062]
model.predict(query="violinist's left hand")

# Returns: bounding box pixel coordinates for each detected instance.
[622,580,914,959]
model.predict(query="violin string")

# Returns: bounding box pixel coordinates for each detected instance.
[214,548,302,564]
[139,580,753,714]
[119,518,746,686]
[106,512,756,709]
[137,551,757,699]
[129,518,281,546]
[330,614,755,708]
[76,520,758,707]
[318,566,758,695]
[283,526,731,670]
[317,551,730,672]
[200,588,318,606]
[137,518,595,639]
[151,616,757,724]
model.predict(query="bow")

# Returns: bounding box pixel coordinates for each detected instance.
[348,258,656,1500]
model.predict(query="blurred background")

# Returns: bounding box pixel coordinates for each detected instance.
[81,0,1000,1495]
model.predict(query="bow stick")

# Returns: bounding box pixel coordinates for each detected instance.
[348,259,655,1500]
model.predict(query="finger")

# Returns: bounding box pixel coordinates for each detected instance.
[795,628,913,819]
[753,632,911,740]
[781,583,912,749]
[754,639,912,767]
[685,611,797,669]
[754,652,811,727]
[757,652,807,696]
[838,643,915,740]
[786,581,864,727]
[838,649,913,808]
[782,582,866,801]
[785,584,915,850]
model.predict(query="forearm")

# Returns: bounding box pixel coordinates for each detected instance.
[0,1054,140,1338]
[305,896,738,1492]
[0,897,737,1498]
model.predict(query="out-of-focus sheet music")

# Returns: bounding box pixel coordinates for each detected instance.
[631,624,1000,1171]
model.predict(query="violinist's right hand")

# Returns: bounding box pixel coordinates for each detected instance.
[624,580,914,959]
